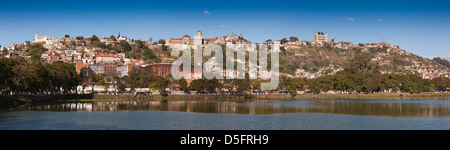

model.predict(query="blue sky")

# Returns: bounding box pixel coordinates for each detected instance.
[0,0,449,57]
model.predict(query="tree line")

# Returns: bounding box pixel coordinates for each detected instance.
[1,53,448,96]
[171,72,448,96]
[0,58,78,95]
[283,54,450,95]
[173,54,449,95]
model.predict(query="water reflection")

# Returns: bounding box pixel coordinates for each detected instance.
[9,100,450,117]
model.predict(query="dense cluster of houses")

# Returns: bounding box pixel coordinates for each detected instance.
[39,47,150,77]
[1,31,448,83]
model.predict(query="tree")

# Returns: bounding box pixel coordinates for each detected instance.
[344,53,380,74]
[12,65,30,92]
[189,79,205,92]
[59,62,79,93]
[90,35,103,47]
[286,78,304,97]
[128,67,140,92]
[88,74,102,92]
[280,46,286,55]
[151,76,169,90]
[179,77,189,93]
[432,77,449,91]
[233,79,251,93]
[0,58,88,95]
[433,57,450,68]
[109,35,117,41]
[251,80,261,92]
[119,40,132,52]
[158,39,165,45]
[265,39,272,43]
[280,38,288,44]
[104,71,120,93]
[28,43,48,56]
[78,67,89,93]
[289,36,299,42]
[137,73,154,88]
[98,77,108,93]
[204,77,221,93]
[91,35,100,42]
[150,76,169,96]
[44,62,79,94]
[117,83,127,92]
[1,58,27,94]
[142,45,156,60]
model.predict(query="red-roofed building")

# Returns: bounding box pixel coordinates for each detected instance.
[96,52,115,62]
[84,38,91,44]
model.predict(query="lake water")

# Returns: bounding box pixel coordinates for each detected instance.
[1,99,450,130]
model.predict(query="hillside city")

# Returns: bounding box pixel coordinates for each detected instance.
[0,31,449,95]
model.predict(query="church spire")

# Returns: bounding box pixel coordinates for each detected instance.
[35,31,38,41]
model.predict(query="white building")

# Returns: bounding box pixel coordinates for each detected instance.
[100,37,115,45]
[117,65,132,77]
[95,53,115,62]
[33,32,52,43]
[117,36,130,43]
[64,50,77,56]
[7,44,16,51]
[314,32,328,43]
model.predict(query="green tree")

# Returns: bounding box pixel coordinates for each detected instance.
[432,77,450,91]
[128,67,140,92]
[90,35,103,48]
[189,79,205,92]
[179,77,189,93]
[91,35,100,42]
[433,57,450,68]
[109,35,117,41]
[27,43,48,56]
[289,36,299,42]
[286,78,304,97]
[98,77,108,92]
[117,83,127,92]
[88,74,102,92]
[280,38,288,44]
[204,77,221,93]
[150,76,169,90]
[78,66,89,93]
[158,39,165,45]
[150,76,169,96]
[119,40,132,52]
[233,79,251,93]
[344,53,380,74]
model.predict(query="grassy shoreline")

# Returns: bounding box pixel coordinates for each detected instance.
[1,92,449,109]
[252,92,450,100]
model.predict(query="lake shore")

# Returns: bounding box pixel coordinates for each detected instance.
[1,92,449,109]
[252,92,450,100]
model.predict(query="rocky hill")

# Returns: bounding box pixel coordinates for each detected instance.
[279,43,450,79]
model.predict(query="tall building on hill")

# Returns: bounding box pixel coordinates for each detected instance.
[33,31,51,43]
[165,31,203,46]
[165,30,203,47]
[314,32,328,43]
[194,30,202,46]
